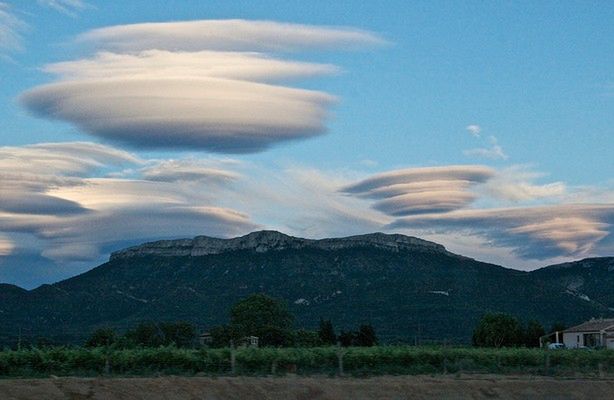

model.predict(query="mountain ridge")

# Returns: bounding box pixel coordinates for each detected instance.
[1,230,612,345]
[110,230,453,260]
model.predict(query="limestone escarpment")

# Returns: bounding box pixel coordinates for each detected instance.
[110,230,449,260]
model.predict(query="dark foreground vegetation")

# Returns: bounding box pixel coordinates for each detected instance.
[0,294,597,379]
[1,346,614,378]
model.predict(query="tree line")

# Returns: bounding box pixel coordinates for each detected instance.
[472,313,566,348]
[45,296,565,350]
[85,293,377,348]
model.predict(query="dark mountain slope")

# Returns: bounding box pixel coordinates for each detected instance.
[530,257,614,310]
[0,231,611,344]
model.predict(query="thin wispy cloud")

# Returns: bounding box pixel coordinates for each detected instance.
[464,135,508,160]
[43,50,340,82]
[0,235,15,256]
[21,20,384,153]
[76,19,386,52]
[0,2,27,60]
[37,0,89,16]
[481,165,566,202]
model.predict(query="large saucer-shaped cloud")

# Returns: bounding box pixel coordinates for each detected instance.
[20,20,383,153]
[21,78,335,152]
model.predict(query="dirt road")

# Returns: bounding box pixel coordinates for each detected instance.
[1,375,613,400]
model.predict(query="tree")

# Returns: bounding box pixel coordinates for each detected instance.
[229,294,294,346]
[124,322,164,347]
[355,324,378,347]
[259,325,291,347]
[159,321,197,348]
[209,325,239,348]
[472,313,523,348]
[85,328,117,348]
[338,330,356,347]
[524,320,545,348]
[318,318,336,346]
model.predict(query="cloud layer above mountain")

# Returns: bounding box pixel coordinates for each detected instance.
[0,142,257,263]
[344,165,613,260]
[0,140,611,287]
[20,20,383,152]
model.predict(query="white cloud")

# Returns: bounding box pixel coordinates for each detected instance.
[359,159,378,168]
[0,2,27,58]
[76,19,386,52]
[0,235,14,256]
[207,164,388,239]
[344,164,613,261]
[22,78,335,153]
[464,135,508,160]
[37,0,89,16]
[43,50,340,82]
[463,144,507,160]
[0,141,140,175]
[139,159,240,183]
[0,142,257,262]
[22,20,383,153]
[466,124,481,137]
[1,140,611,281]
[390,204,614,260]
[342,165,494,216]
[480,165,566,202]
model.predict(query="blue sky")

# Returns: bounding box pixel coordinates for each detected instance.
[1,0,613,288]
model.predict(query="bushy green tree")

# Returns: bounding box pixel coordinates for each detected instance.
[124,322,164,347]
[355,324,378,347]
[472,313,523,348]
[122,321,196,348]
[159,321,196,347]
[209,325,239,348]
[258,325,291,347]
[318,318,336,346]
[85,328,116,348]
[524,320,545,348]
[229,294,293,346]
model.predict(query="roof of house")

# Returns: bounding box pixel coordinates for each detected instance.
[563,318,614,333]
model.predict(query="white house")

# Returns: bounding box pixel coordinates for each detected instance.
[561,318,614,349]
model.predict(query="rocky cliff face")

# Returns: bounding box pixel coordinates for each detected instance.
[110,230,451,260]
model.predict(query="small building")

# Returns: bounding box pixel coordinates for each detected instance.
[240,335,259,348]
[561,318,614,349]
[199,332,212,347]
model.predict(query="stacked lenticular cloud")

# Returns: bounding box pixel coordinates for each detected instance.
[21,20,384,152]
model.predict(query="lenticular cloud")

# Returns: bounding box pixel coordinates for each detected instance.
[20,20,383,153]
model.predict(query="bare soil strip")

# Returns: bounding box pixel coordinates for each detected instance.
[2,375,614,400]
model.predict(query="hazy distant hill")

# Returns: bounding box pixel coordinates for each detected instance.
[0,231,611,345]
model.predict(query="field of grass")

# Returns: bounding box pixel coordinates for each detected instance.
[1,346,613,378]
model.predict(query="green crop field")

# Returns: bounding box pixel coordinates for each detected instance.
[1,346,614,378]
